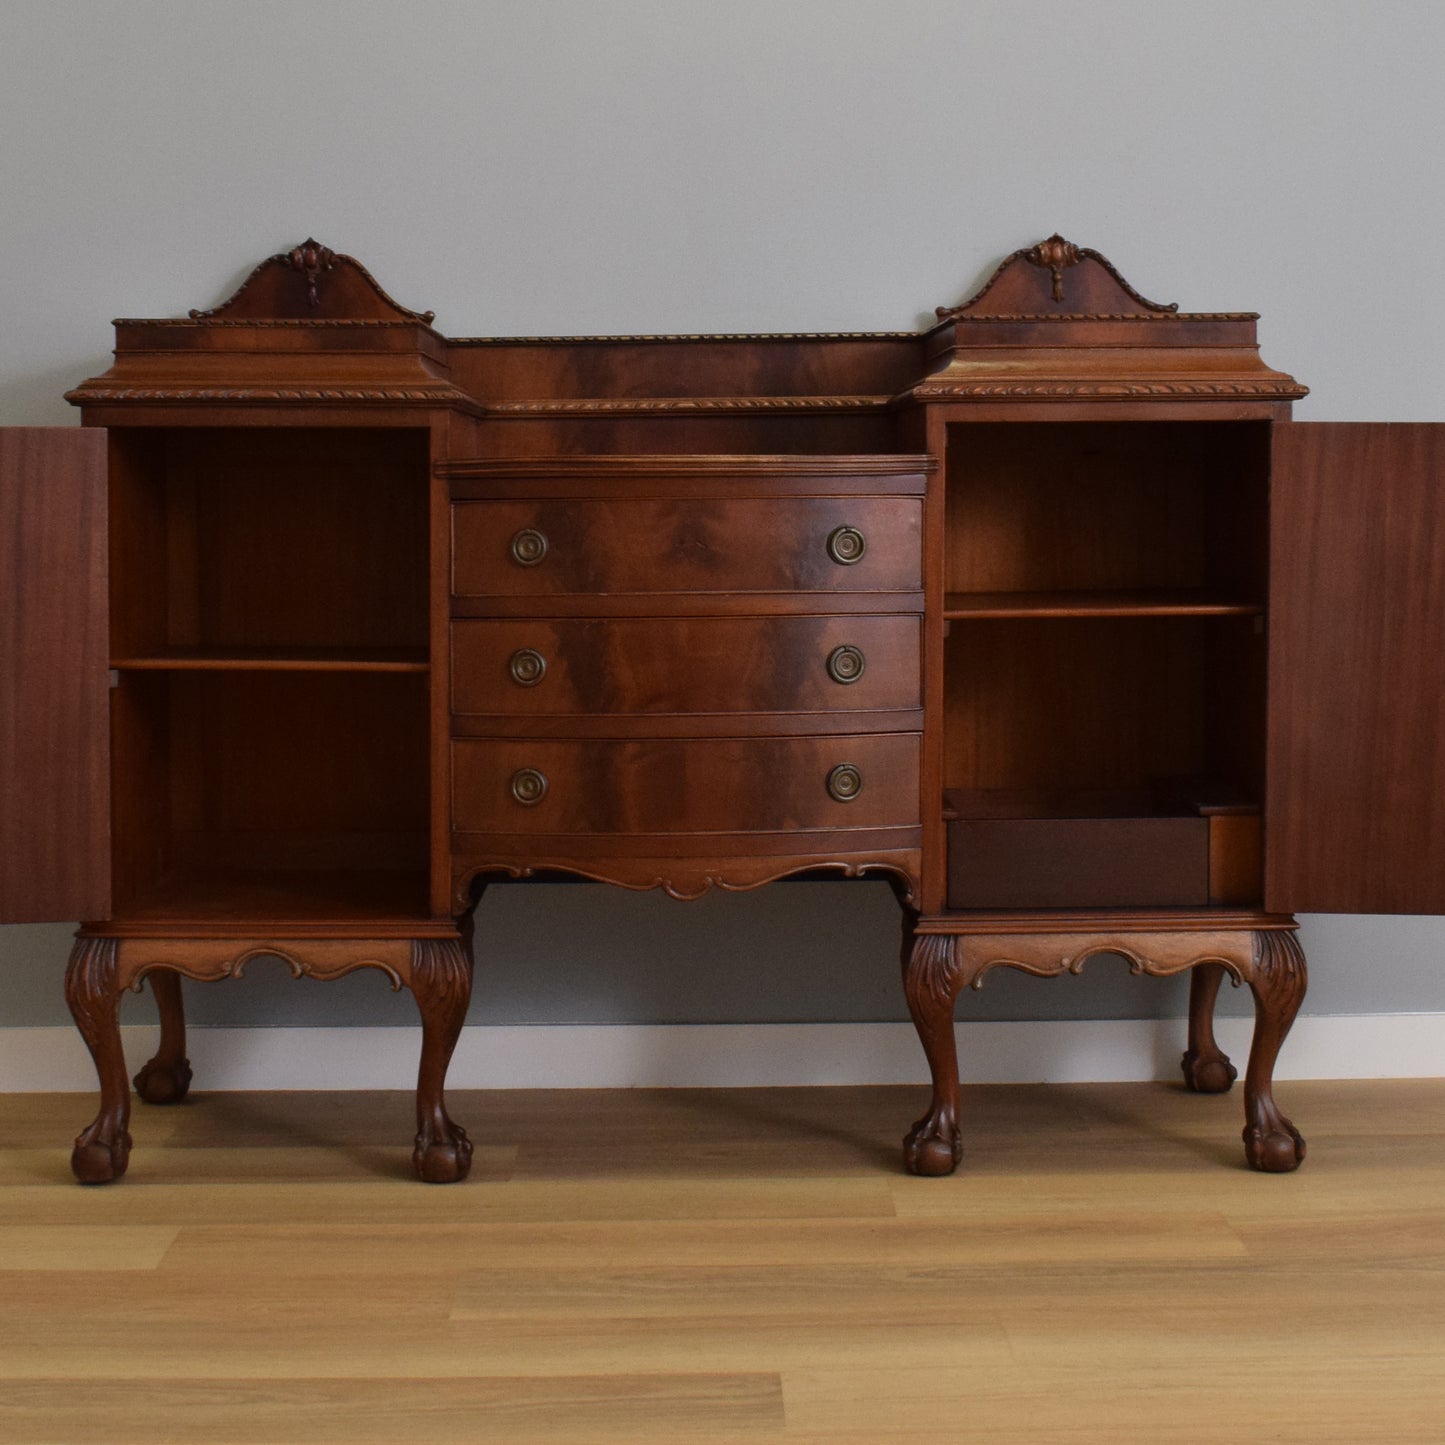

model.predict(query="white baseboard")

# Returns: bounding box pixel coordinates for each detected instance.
[1,1014,1440,1091]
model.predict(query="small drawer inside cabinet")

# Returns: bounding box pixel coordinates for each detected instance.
[452,496,922,598]
[453,734,921,836]
[944,789,1260,910]
[452,615,921,717]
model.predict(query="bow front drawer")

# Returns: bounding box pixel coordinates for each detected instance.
[452,614,921,718]
[452,734,920,835]
[452,496,922,598]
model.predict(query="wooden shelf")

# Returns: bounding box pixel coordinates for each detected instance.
[943,590,1264,620]
[942,784,1260,821]
[110,647,429,674]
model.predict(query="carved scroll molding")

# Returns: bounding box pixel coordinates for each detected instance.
[454,854,920,912]
[947,930,1257,994]
[114,938,413,994]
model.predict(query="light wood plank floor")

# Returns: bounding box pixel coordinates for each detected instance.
[0,1079,1443,1443]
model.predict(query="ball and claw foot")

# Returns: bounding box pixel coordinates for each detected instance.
[413,1123,473,1183]
[133,1057,193,1105]
[71,1126,132,1185]
[903,1110,963,1176]
[1244,1118,1306,1173]
[1181,1048,1237,1095]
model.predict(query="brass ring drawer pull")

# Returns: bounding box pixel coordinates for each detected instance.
[826,644,866,684]
[826,762,863,803]
[510,767,549,806]
[826,525,866,565]
[509,647,547,686]
[510,527,549,566]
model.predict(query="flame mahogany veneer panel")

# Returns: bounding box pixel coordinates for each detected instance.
[452,497,922,598]
[1267,423,1445,913]
[452,734,921,836]
[0,429,111,922]
[452,615,921,718]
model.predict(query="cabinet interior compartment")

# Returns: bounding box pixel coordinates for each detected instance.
[944,420,1269,609]
[108,427,430,665]
[109,655,431,921]
[942,613,1265,910]
[941,419,1269,910]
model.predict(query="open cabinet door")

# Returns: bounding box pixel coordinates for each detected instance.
[1267,423,1445,914]
[0,428,110,922]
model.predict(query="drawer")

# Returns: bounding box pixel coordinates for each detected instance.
[453,734,921,835]
[947,816,1211,909]
[452,615,921,717]
[452,496,922,598]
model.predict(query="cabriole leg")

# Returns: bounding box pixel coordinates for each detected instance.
[64,937,132,1184]
[1243,931,1308,1173]
[133,969,193,1105]
[410,938,474,1183]
[902,931,966,1176]
[1181,961,1238,1095]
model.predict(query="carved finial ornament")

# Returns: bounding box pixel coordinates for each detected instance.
[1026,233,1082,302]
[286,237,336,308]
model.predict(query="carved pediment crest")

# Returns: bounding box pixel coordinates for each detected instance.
[937,233,1180,320]
[188,239,436,324]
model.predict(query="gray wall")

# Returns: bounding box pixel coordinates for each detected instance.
[2,1,1442,1030]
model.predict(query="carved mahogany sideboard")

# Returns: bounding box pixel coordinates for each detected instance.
[5,235,1443,1183]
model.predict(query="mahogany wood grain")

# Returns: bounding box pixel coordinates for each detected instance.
[0,428,111,923]
[1267,423,1445,913]
[452,733,921,837]
[452,496,922,598]
[452,615,921,718]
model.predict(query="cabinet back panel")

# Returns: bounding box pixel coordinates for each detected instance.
[944,422,1268,596]
[943,618,1207,793]
[110,672,429,914]
[110,429,429,655]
